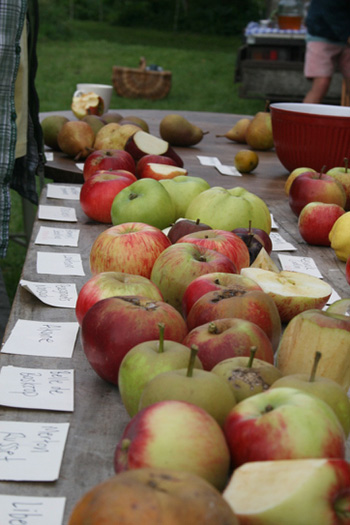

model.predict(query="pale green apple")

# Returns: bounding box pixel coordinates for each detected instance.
[185,186,271,233]
[159,175,210,219]
[327,164,350,210]
[111,178,176,230]
[118,323,203,417]
[223,458,350,525]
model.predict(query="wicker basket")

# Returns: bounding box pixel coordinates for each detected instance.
[112,57,172,100]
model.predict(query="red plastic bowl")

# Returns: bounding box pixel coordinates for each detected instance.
[270,103,350,172]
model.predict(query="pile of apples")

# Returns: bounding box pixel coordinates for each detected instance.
[68,119,350,524]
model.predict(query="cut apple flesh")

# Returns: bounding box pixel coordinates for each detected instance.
[146,164,187,177]
[241,268,332,323]
[223,458,342,524]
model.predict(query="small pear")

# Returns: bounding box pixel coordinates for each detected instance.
[216,118,251,143]
[245,111,274,151]
[234,150,259,173]
[159,114,208,147]
[212,347,282,402]
[138,345,236,427]
[41,115,69,150]
[82,114,105,136]
[101,111,124,123]
[122,116,149,132]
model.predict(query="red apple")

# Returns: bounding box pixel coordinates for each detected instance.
[182,272,263,319]
[289,171,346,216]
[81,295,188,384]
[75,271,163,325]
[135,154,178,178]
[224,387,345,469]
[346,255,350,286]
[90,222,171,279]
[182,318,274,370]
[176,229,250,272]
[114,400,231,491]
[83,149,136,181]
[139,163,188,181]
[125,130,184,166]
[79,172,134,223]
[298,202,345,246]
[186,287,282,352]
[150,243,237,312]
[91,169,137,183]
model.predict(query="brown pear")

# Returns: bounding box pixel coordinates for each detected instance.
[41,115,69,150]
[216,118,251,143]
[159,114,208,147]
[57,120,95,160]
[122,115,150,132]
[101,111,124,123]
[245,111,274,151]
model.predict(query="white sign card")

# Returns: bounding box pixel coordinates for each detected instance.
[215,163,242,176]
[76,162,84,171]
[1,320,79,358]
[0,495,66,525]
[0,366,74,412]
[38,205,77,222]
[44,151,54,161]
[36,252,85,276]
[20,280,77,308]
[278,253,323,278]
[270,214,278,229]
[327,288,342,305]
[197,155,221,166]
[270,232,297,252]
[46,184,81,200]
[0,421,69,481]
[35,226,80,247]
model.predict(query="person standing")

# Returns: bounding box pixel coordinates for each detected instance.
[303,0,350,104]
[0,0,44,341]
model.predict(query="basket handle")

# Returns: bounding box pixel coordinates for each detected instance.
[139,57,147,70]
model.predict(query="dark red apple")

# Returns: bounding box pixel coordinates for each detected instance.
[83,149,136,181]
[167,219,212,244]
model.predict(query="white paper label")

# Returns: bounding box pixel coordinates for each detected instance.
[0,367,74,412]
[20,280,77,308]
[278,254,323,278]
[1,320,79,358]
[197,155,220,166]
[0,421,69,481]
[35,226,80,247]
[38,205,77,222]
[46,184,81,200]
[36,252,85,276]
[270,232,296,251]
[0,495,66,525]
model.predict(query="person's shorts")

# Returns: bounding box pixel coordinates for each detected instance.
[304,41,350,79]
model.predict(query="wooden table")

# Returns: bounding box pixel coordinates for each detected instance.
[1,109,348,523]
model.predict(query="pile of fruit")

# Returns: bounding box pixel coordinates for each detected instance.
[44,111,350,524]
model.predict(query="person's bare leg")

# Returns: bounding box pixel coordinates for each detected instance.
[303,77,332,103]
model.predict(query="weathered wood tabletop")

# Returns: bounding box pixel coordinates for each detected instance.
[1,109,348,523]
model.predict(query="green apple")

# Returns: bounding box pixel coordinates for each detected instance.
[159,175,210,219]
[138,346,237,427]
[327,159,350,210]
[185,186,271,233]
[118,323,203,417]
[271,350,350,436]
[111,178,176,230]
[276,309,350,390]
[223,458,350,525]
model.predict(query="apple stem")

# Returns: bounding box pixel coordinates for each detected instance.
[187,345,198,377]
[309,351,322,382]
[344,158,349,173]
[157,323,165,353]
[208,322,219,334]
[195,218,201,225]
[247,346,257,368]
[128,192,138,201]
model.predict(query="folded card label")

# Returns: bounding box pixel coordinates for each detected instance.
[20,280,77,308]
[1,320,79,358]
[278,254,323,278]
[46,184,81,200]
[36,252,85,276]
[35,226,80,247]
[0,421,69,481]
[38,205,77,222]
[270,232,296,251]
[0,495,66,525]
[0,366,74,411]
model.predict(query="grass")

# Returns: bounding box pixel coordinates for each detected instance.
[1,20,264,304]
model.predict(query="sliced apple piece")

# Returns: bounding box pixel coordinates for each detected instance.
[139,163,188,181]
[125,130,184,166]
[250,247,279,272]
[240,267,332,323]
[223,458,350,525]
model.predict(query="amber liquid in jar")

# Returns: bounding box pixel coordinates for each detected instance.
[277,15,303,30]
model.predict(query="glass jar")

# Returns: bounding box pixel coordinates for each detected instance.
[277,0,304,30]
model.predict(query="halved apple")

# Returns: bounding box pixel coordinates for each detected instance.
[240,267,332,323]
[125,130,184,166]
[139,163,187,181]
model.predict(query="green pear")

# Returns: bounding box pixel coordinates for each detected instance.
[245,111,274,151]
[122,115,149,132]
[271,351,350,436]
[212,347,282,402]
[159,114,208,147]
[118,323,203,417]
[138,346,236,427]
[101,111,124,123]
[82,114,105,136]
[41,114,69,150]
[216,118,251,143]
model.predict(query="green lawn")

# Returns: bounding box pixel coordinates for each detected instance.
[1,21,264,304]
